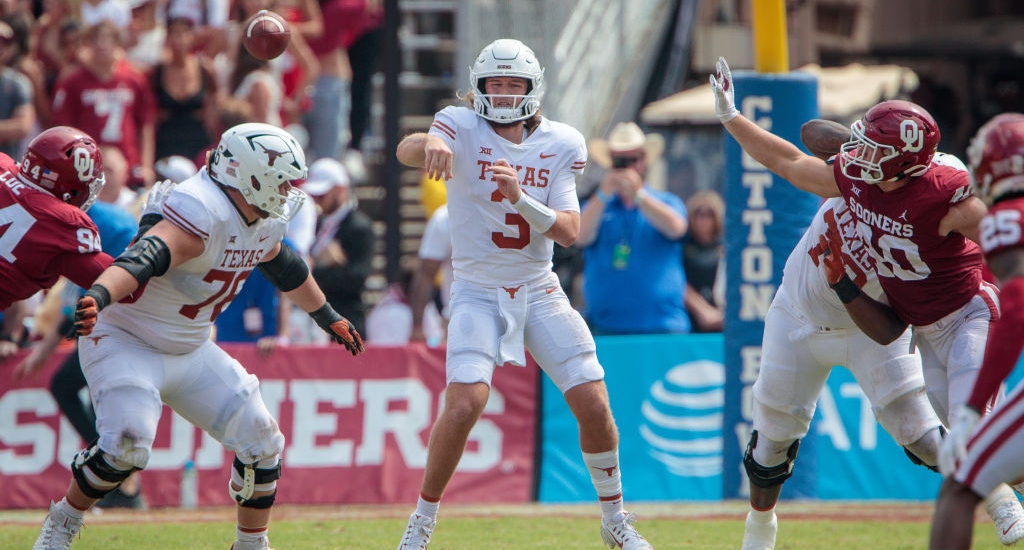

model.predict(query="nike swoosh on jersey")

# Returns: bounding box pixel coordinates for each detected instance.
[540,153,556,159]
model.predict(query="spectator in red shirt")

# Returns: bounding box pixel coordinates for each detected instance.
[52,20,156,188]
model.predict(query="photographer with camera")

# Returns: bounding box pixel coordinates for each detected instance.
[578,122,690,335]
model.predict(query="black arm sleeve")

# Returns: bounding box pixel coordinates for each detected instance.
[132,213,164,243]
[111,235,171,287]
[257,244,310,292]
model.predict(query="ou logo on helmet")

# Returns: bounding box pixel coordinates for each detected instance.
[900,120,924,153]
[73,147,96,182]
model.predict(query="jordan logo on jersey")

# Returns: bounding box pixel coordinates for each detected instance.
[503,285,524,299]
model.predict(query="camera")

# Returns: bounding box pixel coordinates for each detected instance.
[612,156,638,169]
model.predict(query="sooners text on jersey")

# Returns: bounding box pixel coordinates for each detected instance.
[832,162,983,326]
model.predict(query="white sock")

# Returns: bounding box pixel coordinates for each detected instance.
[56,498,85,520]
[748,507,776,522]
[583,450,624,520]
[236,526,268,545]
[415,494,440,520]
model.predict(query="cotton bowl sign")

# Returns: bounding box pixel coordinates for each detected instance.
[0,344,539,509]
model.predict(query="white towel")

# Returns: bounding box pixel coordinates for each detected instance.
[496,284,529,367]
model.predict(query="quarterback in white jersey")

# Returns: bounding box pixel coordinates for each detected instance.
[394,39,654,550]
[33,124,364,550]
[430,104,586,285]
[740,197,946,550]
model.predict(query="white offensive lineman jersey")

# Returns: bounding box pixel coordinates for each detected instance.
[100,168,290,354]
[428,106,586,286]
[776,197,885,329]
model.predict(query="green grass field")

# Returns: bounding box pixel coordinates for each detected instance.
[0,501,1009,549]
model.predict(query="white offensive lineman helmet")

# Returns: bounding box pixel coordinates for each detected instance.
[208,122,307,221]
[470,38,544,123]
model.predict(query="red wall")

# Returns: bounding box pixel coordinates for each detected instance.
[0,343,539,509]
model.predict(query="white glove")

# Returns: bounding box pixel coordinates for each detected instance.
[709,56,739,123]
[938,405,981,476]
[141,179,175,217]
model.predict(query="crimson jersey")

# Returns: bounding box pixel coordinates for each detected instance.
[0,170,112,310]
[833,162,983,326]
[967,197,1024,410]
[52,61,155,171]
[979,198,1024,259]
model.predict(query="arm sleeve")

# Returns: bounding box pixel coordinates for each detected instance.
[967,277,1024,411]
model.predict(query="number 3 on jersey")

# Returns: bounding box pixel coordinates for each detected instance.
[489,188,530,249]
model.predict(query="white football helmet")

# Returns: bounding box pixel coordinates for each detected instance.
[208,123,307,221]
[469,39,544,123]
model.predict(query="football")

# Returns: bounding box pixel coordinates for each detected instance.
[242,10,290,61]
[800,119,852,160]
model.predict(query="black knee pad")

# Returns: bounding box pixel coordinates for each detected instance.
[743,430,801,489]
[71,443,137,499]
[904,425,944,473]
[230,457,281,508]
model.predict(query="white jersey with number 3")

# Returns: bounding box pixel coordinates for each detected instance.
[428,106,586,287]
[100,169,290,354]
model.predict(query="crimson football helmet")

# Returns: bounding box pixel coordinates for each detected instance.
[839,100,940,184]
[18,126,104,210]
[470,39,544,123]
[967,112,1024,205]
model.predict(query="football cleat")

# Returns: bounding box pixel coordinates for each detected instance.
[601,510,654,549]
[397,513,435,550]
[985,485,1024,546]
[32,502,83,550]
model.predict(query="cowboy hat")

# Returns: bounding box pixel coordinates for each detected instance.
[588,122,665,169]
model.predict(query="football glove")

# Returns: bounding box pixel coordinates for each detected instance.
[141,179,174,217]
[938,404,981,476]
[818,233,846,285]
[310,303,365,356]
[70,286,111,337]
[709,56,739,123]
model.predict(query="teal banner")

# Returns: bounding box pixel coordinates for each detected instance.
[539,333,725,502]
[537,333,964,502]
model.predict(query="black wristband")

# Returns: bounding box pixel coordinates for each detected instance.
[830,275,861,304]
[0,333,14,343]
[85,284,112,312]
[308,302,341,330]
